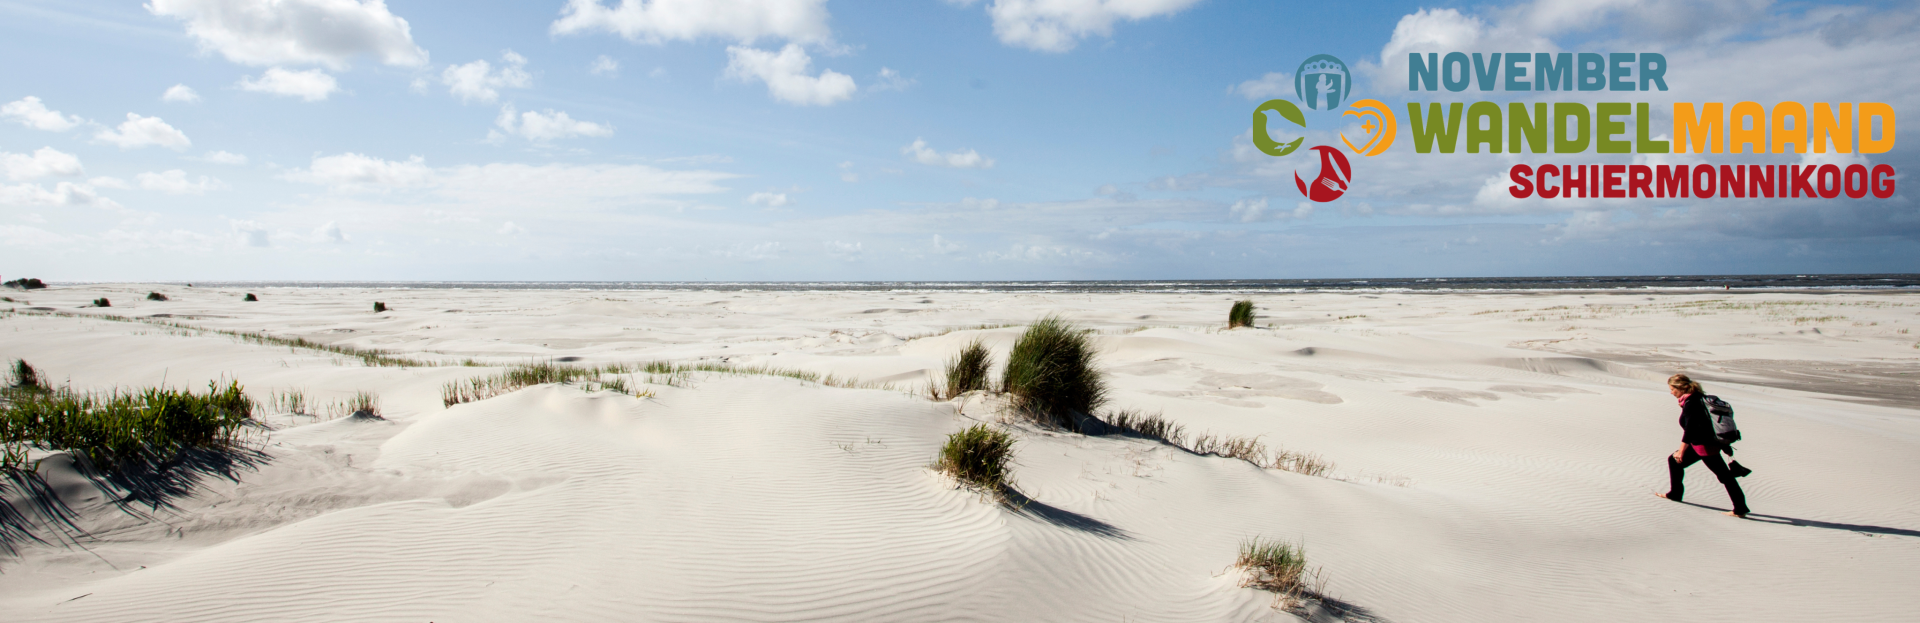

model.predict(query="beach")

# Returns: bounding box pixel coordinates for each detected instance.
[3,284,1917,622]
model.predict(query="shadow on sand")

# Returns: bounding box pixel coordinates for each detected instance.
[1002,488,1132,540]
[1670,500,1920,538]
[2,445,269,554]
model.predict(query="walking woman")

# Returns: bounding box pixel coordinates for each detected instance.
[1655,374,1750,517]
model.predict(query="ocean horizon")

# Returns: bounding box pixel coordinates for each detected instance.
[44,273,1920,293]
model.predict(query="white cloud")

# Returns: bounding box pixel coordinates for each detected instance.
[498,221,525,235]
[199,150,250,165]
[1,97,84,131]
[1231,72,1291,100]
[551,0,832,44]
[957,0,1203,52]
[137,170,227,194]
[870,67,914,92]
[89,176,130,189]
[747,191,790,207]
[280,154,735,201]
[839,160,858,182]
[724,44,856,106]
[930,234,964,254]
[0,181,117,208]
[94,114,192,150]
[2,147,85,181]
[493,104,615,141]
[1226,196,1311,222]
[237,67,340,101]
[315,221,347,243]
[147,0,429,69]
[230,219,270,247]
[903,138,994,169]
[281,152,433,189]
[162,84,202,103]
[825,240,862,259]
[443,51,532,103]
[591,54,619,76]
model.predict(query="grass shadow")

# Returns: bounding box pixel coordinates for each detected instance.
[1002,488,1132,541]
[2,445,270,554]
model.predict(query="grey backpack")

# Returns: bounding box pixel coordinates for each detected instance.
[1703,395,1740,444]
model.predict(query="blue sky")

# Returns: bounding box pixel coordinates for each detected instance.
[1,0,1915,281]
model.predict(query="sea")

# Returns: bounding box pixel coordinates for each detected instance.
[162,274,1920,293]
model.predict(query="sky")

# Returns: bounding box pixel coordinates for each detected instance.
[0,0,1915,281]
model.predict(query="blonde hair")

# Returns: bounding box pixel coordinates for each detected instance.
[1667,373,1702,395]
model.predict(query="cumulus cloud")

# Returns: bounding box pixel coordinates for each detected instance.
[315,221,347,243]
[0,181,117,208]
[903,138,994,169]
[281,152,432,189]
[94,114,192,150]
[238,67,340,101]
[230,219,270,246]
[2,97,84,132]
[1231,72,1291,100]
[147,0,429,69]
[870,67,914,92]
[443,50,532,103]
[1228,197,1312,222]
[551,0,832,44]
[952,0,1202,52]
[492,104,615,141]
[199,150,250,165]
[590,54,619,76]
[824,240,862,259]
[748,191,791,207]
[2,148,85,181]
[724,44,856,106]
[162,84,202,103]
[137,170,227,194]
[498,221,525,235]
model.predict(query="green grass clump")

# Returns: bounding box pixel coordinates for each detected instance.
[91,298,111,308]
[936,424,1014,496]
[343,391,381,419]
[243,293,258,302]
[372,301,387,313]
[2,376,255,471]
[942,339,993,398]
[9,359,42,391]
[1001,315,1107,431]
[1229,299,1256,328]
[1237,537,1319,606]
[146,292,168,301]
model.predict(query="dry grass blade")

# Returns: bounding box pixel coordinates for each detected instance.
[1237,537,1322,610]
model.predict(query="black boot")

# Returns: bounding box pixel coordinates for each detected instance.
[1728,461,1752,478]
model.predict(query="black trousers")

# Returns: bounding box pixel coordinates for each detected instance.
[1667,447,1749,515]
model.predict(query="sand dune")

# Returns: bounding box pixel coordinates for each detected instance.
[3,286,1918,622]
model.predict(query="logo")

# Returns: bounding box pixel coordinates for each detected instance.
[1294,145,1351,203]
[1252,99,1305,156]
[1294,54,1351,110]
[1340,99,1396,157]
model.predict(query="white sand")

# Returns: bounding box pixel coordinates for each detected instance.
[2,285,1918,622]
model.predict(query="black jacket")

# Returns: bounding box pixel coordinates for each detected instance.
[1678,393,1718,446]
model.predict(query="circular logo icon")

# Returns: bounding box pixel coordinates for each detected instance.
[1294,54,1351,111]
[1252,99,1305,157]
[1339,99,1396,157]
[1294,145,1351,202]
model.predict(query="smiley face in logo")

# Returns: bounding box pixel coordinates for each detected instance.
[1294,145,1351,202]
[1339,99,1396,157]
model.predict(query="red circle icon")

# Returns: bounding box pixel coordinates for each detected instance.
[1294,145,1351,202]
